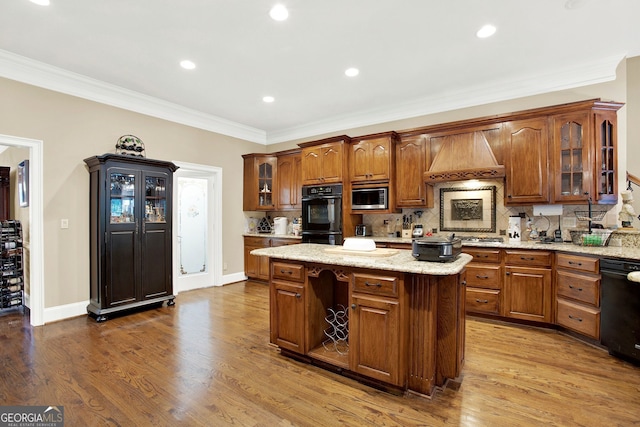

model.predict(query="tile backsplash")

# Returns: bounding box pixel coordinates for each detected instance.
[362,180,619,242]
[243,179,624,242]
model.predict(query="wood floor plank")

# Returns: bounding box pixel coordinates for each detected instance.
[1,280,639,426]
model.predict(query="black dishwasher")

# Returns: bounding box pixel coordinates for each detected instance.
[600,258,640,365]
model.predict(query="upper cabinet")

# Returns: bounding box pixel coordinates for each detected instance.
[243,154,277,211]
[550,101,622,205]
[300,136,349,185]
[276,150,302,210]
[395,134,433,208]
[504,118,550,205]
[349,132,396,183]
[552,112,591,203]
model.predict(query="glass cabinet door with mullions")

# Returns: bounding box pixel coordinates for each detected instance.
[145,176,167,223]
[110,173,136,223]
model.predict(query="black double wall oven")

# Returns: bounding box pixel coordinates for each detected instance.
[301,184,343,245]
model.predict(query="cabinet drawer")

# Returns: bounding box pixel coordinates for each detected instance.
[272,262,305,283]
[244,236,270,247]
[504,250,552,267]
[465,264,502,289]
[556,270,600,306]
[352,273,399,297]
[464,248,501,263]
[466,287,500,315]
[556,253,599,274]
[556,298,600,339]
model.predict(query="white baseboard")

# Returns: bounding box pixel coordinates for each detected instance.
[223,271,248,285]
[44,301,88,324]
[39,272,250,324]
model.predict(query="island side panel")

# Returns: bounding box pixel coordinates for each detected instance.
[407,274,439,396]
[436,272,466,386]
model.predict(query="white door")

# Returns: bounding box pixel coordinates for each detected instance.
[173,162,222,293]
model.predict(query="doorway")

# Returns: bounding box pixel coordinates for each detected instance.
[0,134,44,326]
[172,161,222,293]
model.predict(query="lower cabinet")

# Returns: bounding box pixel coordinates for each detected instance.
[350,271,403,385]
[244,236,301,281]
[555,253,601,339]
[268,259,465,396]
[463,248,502,315]
[504,250,553,323]
[350,293,401,384]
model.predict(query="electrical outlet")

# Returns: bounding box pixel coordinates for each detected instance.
[499,229,506,235]
[223,262,228,271]
[60,219,69,229]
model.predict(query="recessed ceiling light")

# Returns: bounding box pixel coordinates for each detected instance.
[269,4,289,21]
[180,60,196,70]
[263,96,275,103]
[345,68,359,77]
[476,24,496,38]
[30,0,50,5]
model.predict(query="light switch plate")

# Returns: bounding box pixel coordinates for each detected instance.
[61,219,69,229]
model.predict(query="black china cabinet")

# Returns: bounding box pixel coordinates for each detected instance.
[84,154,178,321]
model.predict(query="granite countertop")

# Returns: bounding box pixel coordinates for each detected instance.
[244,233,302,240]
[251,243,471,275]
[373,236,640,261]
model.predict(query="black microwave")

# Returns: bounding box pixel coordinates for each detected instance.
[351,187,388,210]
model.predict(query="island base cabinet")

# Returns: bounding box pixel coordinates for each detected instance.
[270,280,305,353]
[267,259,466,398]
[350,293,401,386]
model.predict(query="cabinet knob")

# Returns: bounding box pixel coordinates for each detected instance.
[461,280,467,286]
[506,272,511,276]
[351,304,357,309]
[295,293,301,299]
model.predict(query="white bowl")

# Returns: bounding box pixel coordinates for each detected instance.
[342,238,376,251]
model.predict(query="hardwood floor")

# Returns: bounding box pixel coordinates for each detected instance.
[1,281,638,427]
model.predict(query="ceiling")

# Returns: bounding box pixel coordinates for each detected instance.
[2,0,640,145]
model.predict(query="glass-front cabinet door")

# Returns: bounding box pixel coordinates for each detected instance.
[256,157,276,210]
[110,172,136,223]
[145,175,167,223]
[553,112,591,203]
[595,113,617,204]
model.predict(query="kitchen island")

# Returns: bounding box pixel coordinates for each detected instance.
[251,243,472,397]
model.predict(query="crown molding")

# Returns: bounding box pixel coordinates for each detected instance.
[0,49,624,146]
[265,54,624,144]
[0,49,267,144]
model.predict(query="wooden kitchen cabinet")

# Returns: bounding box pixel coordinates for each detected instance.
[503,250,553,323]
[463,248,502,316]
[242,154,277,211]
[270,261,306,353]
[350,292,402,385]
[551,111,592,203]
[276,150,302,210]
[244,236,300,281]
[549,101,622,204]
[555,253,601,339]
[244,236,271,281]
[395,134,433,208]
[349,132,396,183]
[300,136,349,185]
[504,118,550,205]
[84,154,177,321]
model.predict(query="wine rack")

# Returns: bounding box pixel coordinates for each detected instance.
[0,220,23,312]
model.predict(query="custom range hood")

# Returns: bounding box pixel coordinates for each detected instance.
[424,130,505,183]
